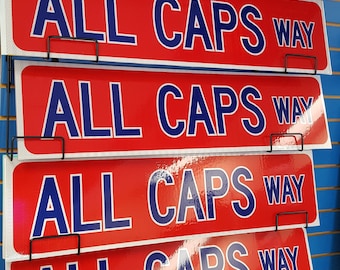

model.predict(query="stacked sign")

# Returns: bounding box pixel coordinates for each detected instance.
[0,0,331,269]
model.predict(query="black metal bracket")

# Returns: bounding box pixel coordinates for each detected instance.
[5,56,13,158]
[284,54,318,75]
[275,211,309,231]
[7,136,65,161]
[29,233,80,260]
[47,35,99,62]
[268,132,304,152]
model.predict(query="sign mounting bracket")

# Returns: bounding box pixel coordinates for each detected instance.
[267,132,304,152]
[8,136,65,161]
[5,55,14,158]
[47,36,99,62]
[29,233,81,261]
[284,54,318,75]
[275,211,309,231]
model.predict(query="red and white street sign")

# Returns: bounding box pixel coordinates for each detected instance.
[1,0,331,74]
[3,152,318,261]
[15,61,330,160]
[7,228,313,269]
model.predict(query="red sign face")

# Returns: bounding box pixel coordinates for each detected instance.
[15,61,330,160]
[2,0,331,73]
[7,228,312,269]
[3,153,318,261]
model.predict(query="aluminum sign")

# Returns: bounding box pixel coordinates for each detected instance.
[1,0,331,74]
[7,228,312,269]
[3,152,318,261]
[15,61,330,160]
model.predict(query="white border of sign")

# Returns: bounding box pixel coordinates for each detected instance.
[3,152,319,261]
[5,228,314,269]
[14,60,331,160]
[0,0,332,74]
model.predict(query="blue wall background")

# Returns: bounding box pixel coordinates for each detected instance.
[1,1,340,269]
[305,1,340,268]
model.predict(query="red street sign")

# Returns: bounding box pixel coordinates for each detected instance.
[15,61,330,160]
[1,0,331,74]
[3,152,318,261]
[7,228,312,269]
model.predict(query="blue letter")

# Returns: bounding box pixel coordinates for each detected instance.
[200,246,224,270]
[285,247,299,270]
[153,0,182,48]
[72,174,101,232]
[282,175,295,204]
[148,170,176,225]
[67,263,78,270]
[231,167,255,218]
[258,249,275,270]
[300,97,313,124]
[106,0,136,44]
[263,176,281,205]
[110,83,142,137]
[184,0,213,50]
[213,86,238,135]
[291,175,304,203]
[272,97,290,124]
[32,176,69,237]
[102,173,132,230]
[212,2,237,51]
[301,21,314,49]
[278,248,289,269]
[32,0,71,37]
[292,97,303,124]
[43,80,80,138]
[74,0,105,40]
[273,18,291,47]
[98,258,109,270]
[145,251,169,270]
[80,82,112,138]
[178,249,194,270]
[227,242,249,270]
[157,84,186,137]
[292,20,306,48]
[241,86,265,135]
[188,86,215,136]
[240,5,265,55]
[205,169,229,220]
[177,170,205,222]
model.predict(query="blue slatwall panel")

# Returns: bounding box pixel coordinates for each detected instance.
[1,56,7,85]
[312,255,340,270]
[330,51,340,72]
[324,99,340,118]
[0,183,2,213]
[314,167,340,188]
[324,1,340,23]
[321,75,340,96]
[308,2,340,268]
[309,233,340,255]
[313,145,340,165]
[0,153,7,184]
[328,121,340,141]
[317,190,340,210]
[0,215,3,242]
[308,211,340,234]
[0,56,14,85]
[0,87,16,117]
[0,120,16,149]
[0,246,4,270]
[0,1,339,270]
[327,26,340,48]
